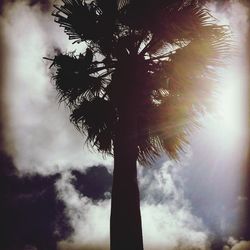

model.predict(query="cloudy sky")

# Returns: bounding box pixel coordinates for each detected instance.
[0,1,250,250]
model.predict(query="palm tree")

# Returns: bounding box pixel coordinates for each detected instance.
[46,0,230,249]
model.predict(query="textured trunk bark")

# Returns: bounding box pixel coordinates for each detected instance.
[110,106,144,250]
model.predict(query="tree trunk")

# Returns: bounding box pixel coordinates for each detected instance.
[110,105,144,250]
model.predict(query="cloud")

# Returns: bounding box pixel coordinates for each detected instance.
[140,162,209,250]
[231,241,250,250]
[56,171,110,249]
[1,0,112,175]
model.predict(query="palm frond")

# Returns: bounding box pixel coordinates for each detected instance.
[53,0,117,45]
[117,0,130,10]
[51,50,115,106]
[136,92,199,164]
[136,3,230,57]
[70,97,117,153]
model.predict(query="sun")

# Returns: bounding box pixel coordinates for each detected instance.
[205,57,248,152]
[205,1,248,140]
[216,67,244,135]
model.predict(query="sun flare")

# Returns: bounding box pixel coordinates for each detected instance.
[215,67,245,135]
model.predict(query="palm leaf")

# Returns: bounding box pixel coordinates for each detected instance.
[70,97,117,153]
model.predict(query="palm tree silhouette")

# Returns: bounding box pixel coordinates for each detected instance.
[46,0,230,249]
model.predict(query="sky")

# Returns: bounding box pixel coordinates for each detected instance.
[0,0,250,250]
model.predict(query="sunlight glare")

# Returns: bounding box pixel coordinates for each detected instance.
[215,67,245,136]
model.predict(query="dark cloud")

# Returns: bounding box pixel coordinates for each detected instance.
[0,151,73,250]
[71,166,112,201]
[0,152,114,250]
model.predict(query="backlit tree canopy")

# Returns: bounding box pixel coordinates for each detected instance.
[49,0,230,164]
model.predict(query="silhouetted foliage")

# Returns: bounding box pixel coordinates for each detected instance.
[49,0,230,164]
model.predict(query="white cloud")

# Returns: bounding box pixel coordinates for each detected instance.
[231,241,250,250]
[141,204,208,250]
[140,162,209,250]
[56,171,110,249]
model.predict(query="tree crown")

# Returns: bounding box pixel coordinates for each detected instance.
[49,0,231,164]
